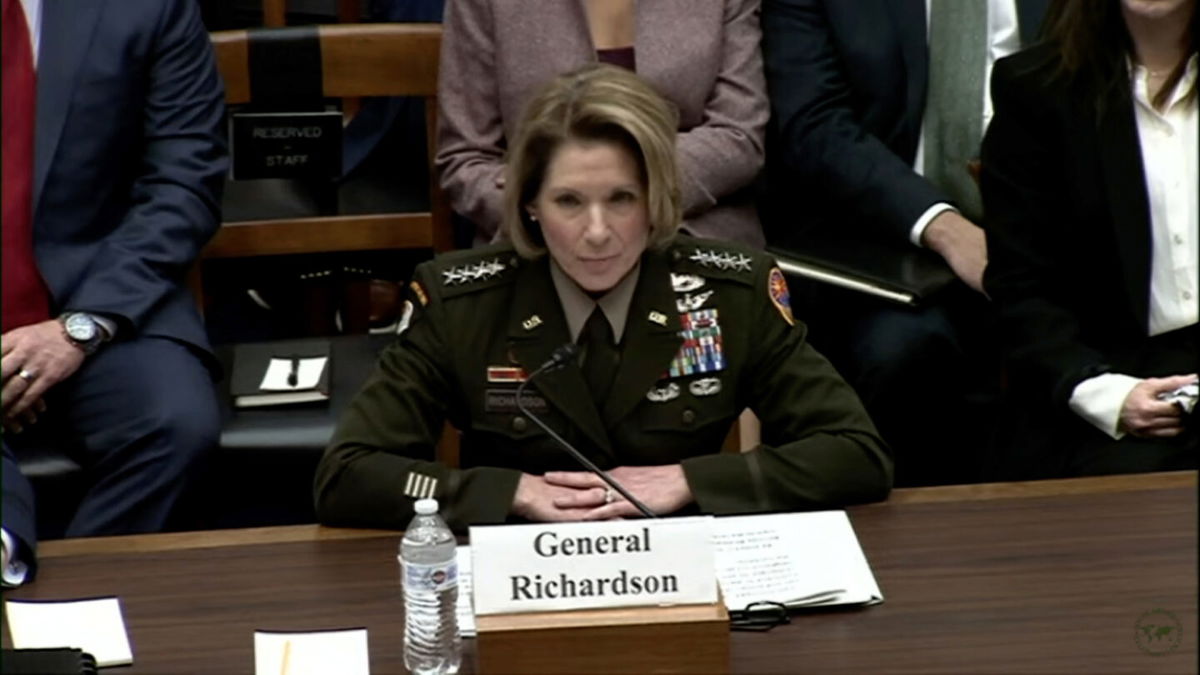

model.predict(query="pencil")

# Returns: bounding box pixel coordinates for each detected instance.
[280,639,292,675]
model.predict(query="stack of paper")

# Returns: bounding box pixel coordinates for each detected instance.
[712,510,883,611]
[5,596,134,667]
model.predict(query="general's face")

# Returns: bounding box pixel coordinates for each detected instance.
[1121,0,1194,21]
[528,139,650,293]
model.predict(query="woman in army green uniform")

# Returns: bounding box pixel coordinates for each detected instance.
[315,65,892,532]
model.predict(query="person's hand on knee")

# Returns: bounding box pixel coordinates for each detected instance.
[1,320,86,422]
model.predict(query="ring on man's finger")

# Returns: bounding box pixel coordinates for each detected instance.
[17,369,36,382]
[604,488,616,504]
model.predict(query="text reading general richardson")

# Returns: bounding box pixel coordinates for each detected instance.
[510,528,681,601]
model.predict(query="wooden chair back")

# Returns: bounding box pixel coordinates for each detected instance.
[204,23,460,468]
[205,23,450,261]
[261,0,360,27]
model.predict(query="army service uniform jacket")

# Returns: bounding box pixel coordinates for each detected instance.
[315,235,892,531]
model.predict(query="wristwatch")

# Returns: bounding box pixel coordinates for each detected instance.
[60,312,106,355]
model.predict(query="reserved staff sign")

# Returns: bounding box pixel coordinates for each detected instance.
[469,517,717,615]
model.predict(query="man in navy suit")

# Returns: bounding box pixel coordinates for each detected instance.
[1,0,226,582]
[761,0,1048,485]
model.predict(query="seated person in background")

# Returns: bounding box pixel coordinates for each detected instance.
[315,65,891,531]
[436,0,768,248]
[1,0,225,583]
[760,0,1049,486]
[981,0,1198,478]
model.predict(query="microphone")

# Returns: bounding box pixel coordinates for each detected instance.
[516,344,658,518]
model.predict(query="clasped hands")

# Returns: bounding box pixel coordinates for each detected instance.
[1,320,86,433]
[512,464,693,522]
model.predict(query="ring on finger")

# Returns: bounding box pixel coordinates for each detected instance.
[604,488,615,504]
[17,369,36,382]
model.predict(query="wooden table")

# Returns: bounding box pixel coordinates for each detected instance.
[3,472,1195,674]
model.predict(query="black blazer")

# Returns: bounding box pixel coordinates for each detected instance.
[761,0,1047,246]
[981,45,1197,408]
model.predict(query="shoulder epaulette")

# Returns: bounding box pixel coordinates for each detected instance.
[667,236,760,286]
[430,244,521,299]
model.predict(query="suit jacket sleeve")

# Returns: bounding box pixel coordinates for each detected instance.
[435,0,507,240]
[675,0,769,218]
[762,0,947,242]
[980,57,1112,407]
[2,443,37,582]
[314,264,521,533]
[681,265,893,513]
[64,0,226,330]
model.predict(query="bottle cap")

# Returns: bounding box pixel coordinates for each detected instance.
[414,498,439,515]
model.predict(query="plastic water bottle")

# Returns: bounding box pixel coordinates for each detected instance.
[401,498,461,675]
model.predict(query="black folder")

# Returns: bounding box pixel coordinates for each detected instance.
[2,648,99,675]
[768,234,959,307]
[230,338,332,408]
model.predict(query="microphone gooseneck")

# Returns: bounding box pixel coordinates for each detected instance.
[516,344,658,519]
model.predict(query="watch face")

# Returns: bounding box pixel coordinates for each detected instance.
[65,313,97,342]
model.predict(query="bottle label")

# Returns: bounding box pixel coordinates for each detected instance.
[403,558,459,592]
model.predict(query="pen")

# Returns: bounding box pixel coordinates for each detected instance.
[287,354,299,387]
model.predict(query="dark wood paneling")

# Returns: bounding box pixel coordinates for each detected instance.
[201,214,435,259]
[319,24,441,98]
[211,24,442,105]
[261,0,286,27]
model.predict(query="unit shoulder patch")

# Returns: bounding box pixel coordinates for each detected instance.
[768,267,795,326]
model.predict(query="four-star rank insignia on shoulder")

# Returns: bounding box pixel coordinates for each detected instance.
[442,258,508,286]
[768,267,795,326]
[688,248,752,272]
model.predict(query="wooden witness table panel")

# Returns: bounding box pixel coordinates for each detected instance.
[2,472,1195,674]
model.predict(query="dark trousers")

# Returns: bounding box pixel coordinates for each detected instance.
[6,336,219,538]
[796,282,1000,486]
[988,324,1199,480]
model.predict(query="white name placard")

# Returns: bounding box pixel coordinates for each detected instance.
[469,517,716,616]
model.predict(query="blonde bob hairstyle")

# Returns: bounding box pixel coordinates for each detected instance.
[502,64,682,259]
